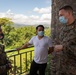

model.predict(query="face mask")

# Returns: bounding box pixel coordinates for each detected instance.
[38,31,44,36]
[59,16,68,24]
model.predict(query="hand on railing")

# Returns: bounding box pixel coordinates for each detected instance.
[15,47,21,51]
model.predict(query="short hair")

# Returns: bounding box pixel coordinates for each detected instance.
[59,5,73,13]
[36,25,44,30]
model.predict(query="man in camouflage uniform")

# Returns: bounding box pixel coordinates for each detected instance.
[54,5,76,75]
[0,27,11,75]
[0,44,12,75]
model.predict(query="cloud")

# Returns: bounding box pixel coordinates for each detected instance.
[41,14,51,20]
[33,6,51,14]
[0,6,51,26]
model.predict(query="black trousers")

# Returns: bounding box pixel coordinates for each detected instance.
[29,60,47,75]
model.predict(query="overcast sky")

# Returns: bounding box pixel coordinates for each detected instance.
[0,0,51,25]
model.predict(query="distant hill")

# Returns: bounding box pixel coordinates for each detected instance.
[13,23,50,28]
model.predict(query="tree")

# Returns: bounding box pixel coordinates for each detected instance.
[0,18,14,46]
[51,0,76,75]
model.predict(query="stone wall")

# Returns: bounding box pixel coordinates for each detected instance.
[50,0,76,75]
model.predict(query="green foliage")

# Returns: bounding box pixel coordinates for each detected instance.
[45,27,51,37]
[10,26,36,48]
[0,18,51,49]
[0,17,13,26]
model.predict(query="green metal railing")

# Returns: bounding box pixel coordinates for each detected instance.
[6,47,34,75]
[6,47,51,75]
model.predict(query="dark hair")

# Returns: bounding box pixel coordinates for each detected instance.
[36,25,44,30]
[59,5,73,13]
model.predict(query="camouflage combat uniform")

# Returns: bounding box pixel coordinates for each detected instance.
[0,44,11,75]
[59,20,76,75]
[51,20,76,75]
